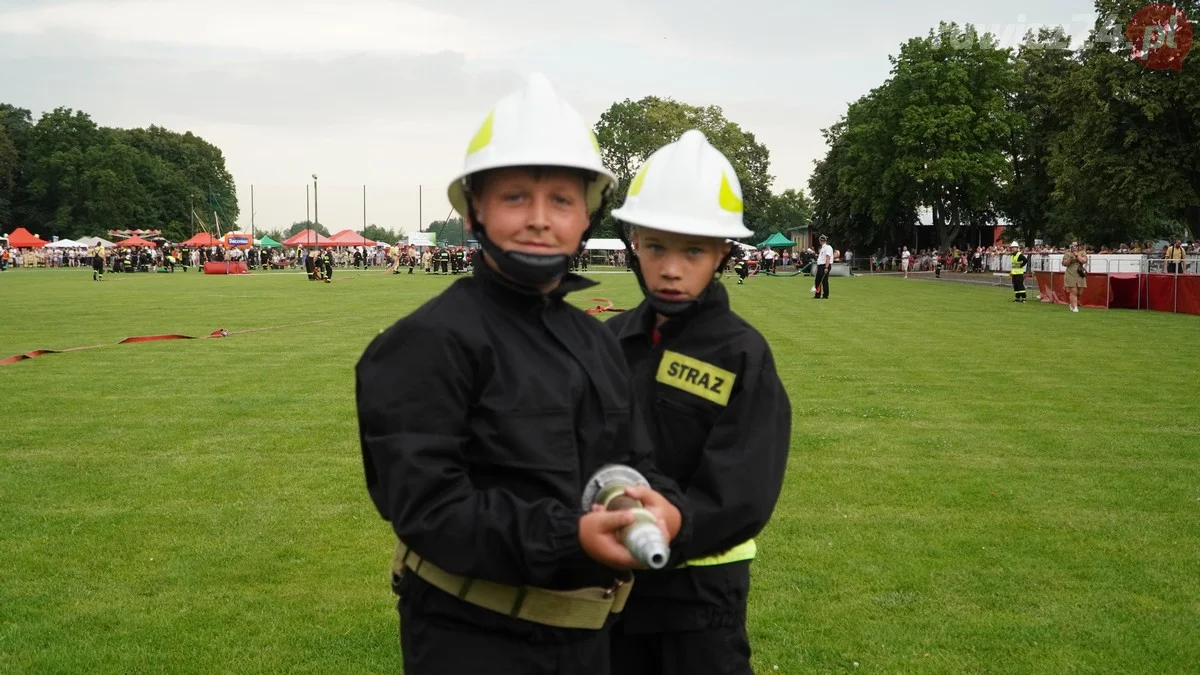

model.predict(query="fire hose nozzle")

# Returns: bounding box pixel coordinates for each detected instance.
[581,464,670,570]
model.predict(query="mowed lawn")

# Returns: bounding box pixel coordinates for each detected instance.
[1,266,1197,674]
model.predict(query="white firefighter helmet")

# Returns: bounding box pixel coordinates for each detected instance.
[611,129,754,239]
[447,73,617,218]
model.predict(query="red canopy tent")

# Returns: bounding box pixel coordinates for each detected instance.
[115,235,157,248]
[179,232,221,247]
[7,227,47,248]
[282,229,336,247]
[329,229,377,246]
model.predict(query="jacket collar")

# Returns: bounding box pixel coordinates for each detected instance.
[615,281,731,342]
[473,251,598,307]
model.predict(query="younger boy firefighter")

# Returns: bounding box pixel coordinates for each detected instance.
[355,74,688,675]
[606,130,792,674]
[1010,242,1029,302]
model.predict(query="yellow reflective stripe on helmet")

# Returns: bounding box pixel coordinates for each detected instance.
[677,539,756,568]
[629,159,651,196]
[467,110,494,155]
[718,172,743,212]
[588,127,601,153]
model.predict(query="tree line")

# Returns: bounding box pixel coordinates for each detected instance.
[809,0,1199,252]
[0,105,238,243]
[254,221,409,247]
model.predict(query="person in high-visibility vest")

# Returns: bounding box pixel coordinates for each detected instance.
[1010,242,1029,303]
[607,130,792,674]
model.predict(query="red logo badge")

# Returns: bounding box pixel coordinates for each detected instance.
[1126,4,1193,71]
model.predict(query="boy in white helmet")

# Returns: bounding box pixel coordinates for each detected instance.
[606,130,791,674]
[356,74,687,674]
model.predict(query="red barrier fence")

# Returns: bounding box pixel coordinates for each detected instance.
[1034,272,1200,315]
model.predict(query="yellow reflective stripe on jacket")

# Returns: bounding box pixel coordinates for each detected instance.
[1011,253,1025,275]
[677,539,757,568]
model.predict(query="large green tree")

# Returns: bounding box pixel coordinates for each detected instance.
[0,120,17,227]
[361,224,407,244]
[1048,0,1199,244]
[425,217,467,246]
[0,105,238,241]
[756,188,814,239]
[285,220,330,237]
[810,120,915,252]
[593,96,774,239]
[1000,28,1080,246]
[122,126,239,241]
[886,23,1018,249]
[821,23,1017,251]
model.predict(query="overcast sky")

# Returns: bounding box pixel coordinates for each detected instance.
[0,0,1099,236]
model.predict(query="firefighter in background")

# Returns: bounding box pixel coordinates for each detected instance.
[92,245,106,281]
[304,249,316,279]
[389,245,401,274]
[1010,242,1029,302]
[732,254,749,284]
[453,245,466,273]
[607,130,791,674]
[322,249,334,280]
[421,247,433,273]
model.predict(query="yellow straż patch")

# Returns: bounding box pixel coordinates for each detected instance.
[718,172,743,212]
[467,110,494,155]
[655,350,736,406]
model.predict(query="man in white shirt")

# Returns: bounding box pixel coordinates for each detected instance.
[901,246,911,278]
[813,234,833,299]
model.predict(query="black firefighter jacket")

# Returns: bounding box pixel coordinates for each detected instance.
[605,282,791,631]
[356,258,689,636]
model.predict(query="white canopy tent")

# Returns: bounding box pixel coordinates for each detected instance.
[46,238,83,248]
[76,236,116,248]
[583,238,627,250]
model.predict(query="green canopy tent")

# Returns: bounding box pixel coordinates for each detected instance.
[257,235,283,248]
[757,232,794,248]
[754,231,807,277]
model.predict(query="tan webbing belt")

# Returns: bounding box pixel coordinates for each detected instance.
[392,540,633,630]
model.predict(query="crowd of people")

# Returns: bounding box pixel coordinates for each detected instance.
[869,240,1199,275]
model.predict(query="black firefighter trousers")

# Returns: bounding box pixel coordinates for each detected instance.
[1012,273,1027,301]
[611,623,753,675]
[813,265,830,298]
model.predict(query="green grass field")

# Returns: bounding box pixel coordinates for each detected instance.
[1,266,1197,673]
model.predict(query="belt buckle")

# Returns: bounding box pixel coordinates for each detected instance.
[603,577,626,599]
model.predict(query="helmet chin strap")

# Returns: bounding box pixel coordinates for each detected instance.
[617,224,733,320]
[467,198,606,289]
